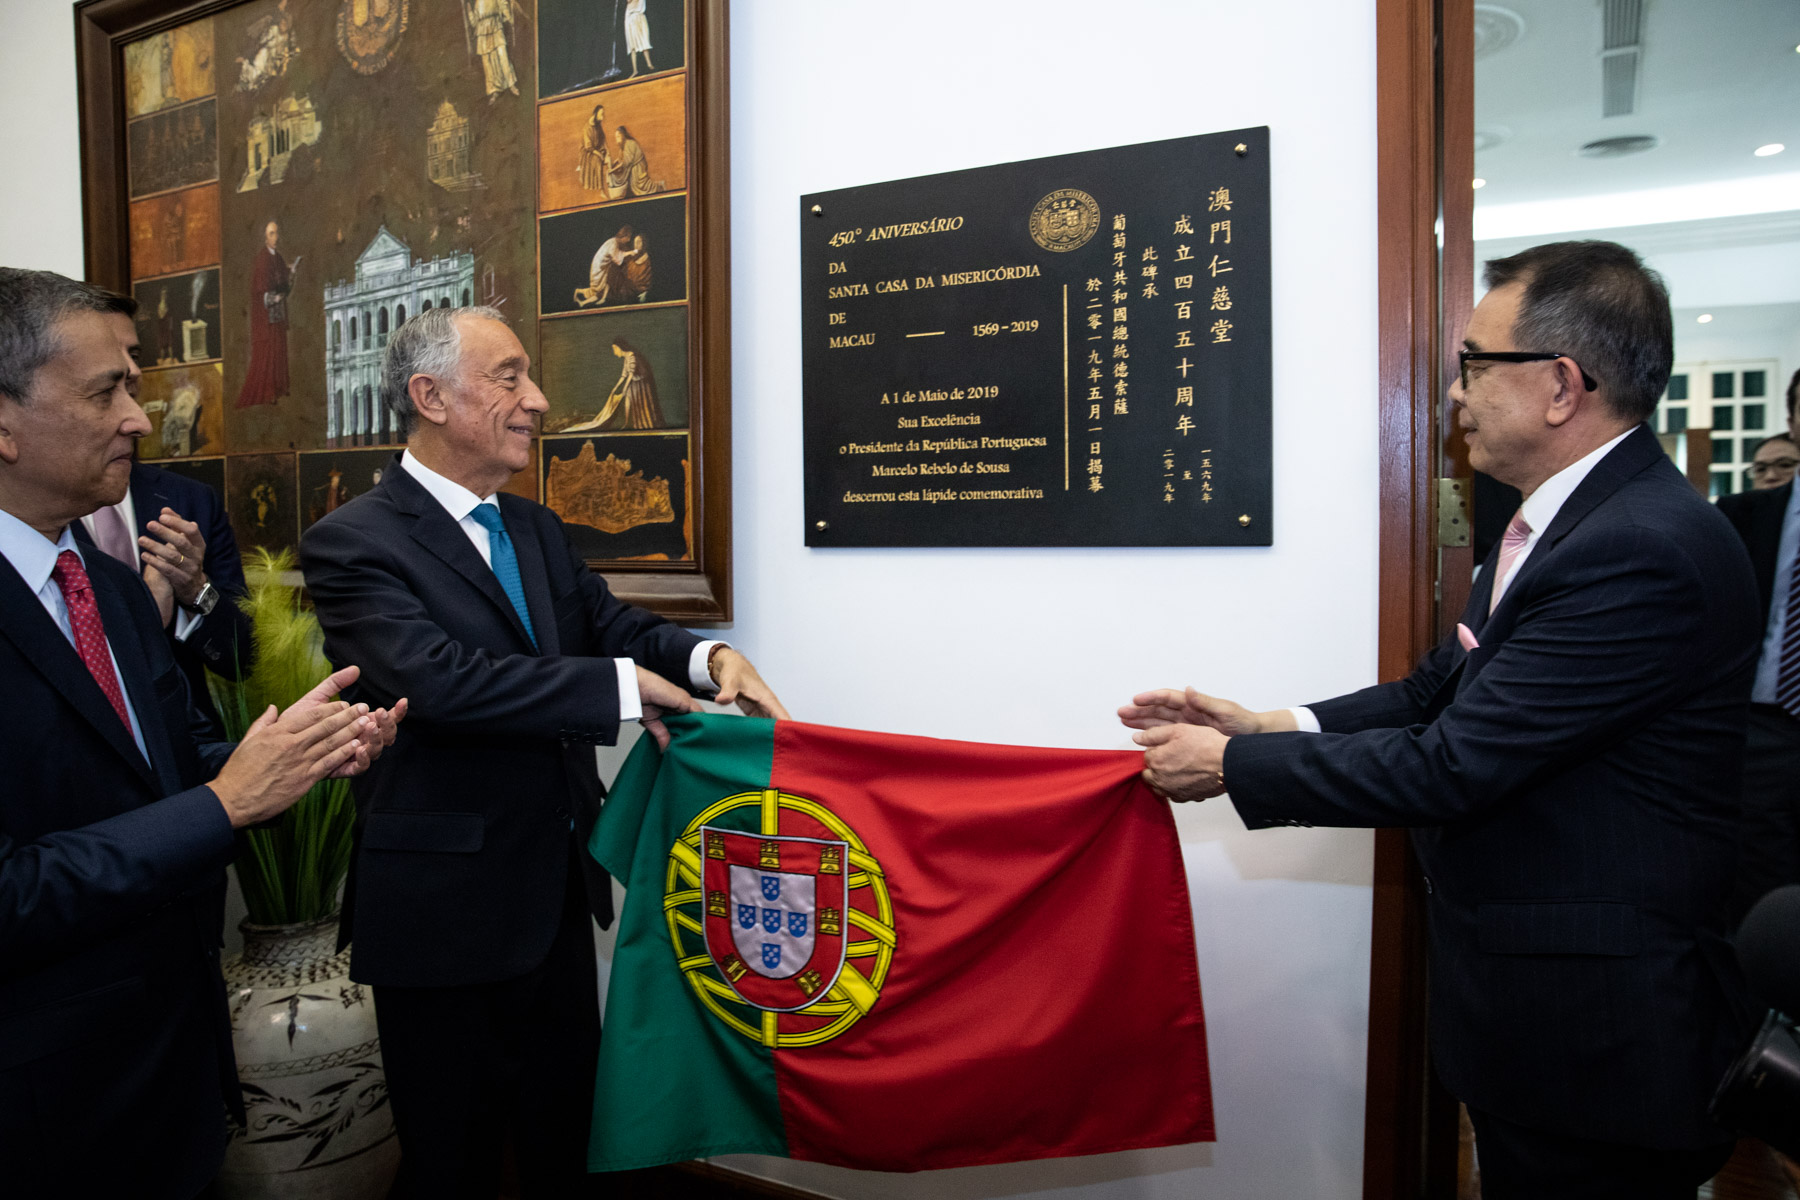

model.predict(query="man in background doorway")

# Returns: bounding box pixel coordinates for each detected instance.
[1746,434,1800,492]
[1123,241,1757,1198]
[1718,416,1800,927]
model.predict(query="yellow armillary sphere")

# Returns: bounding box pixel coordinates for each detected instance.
[664,789,896,1048]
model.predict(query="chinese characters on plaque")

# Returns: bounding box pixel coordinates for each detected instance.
[800,128,1271,547]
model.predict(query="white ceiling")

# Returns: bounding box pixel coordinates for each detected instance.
[1472,0,1800,207]
[1472,0,1800,319]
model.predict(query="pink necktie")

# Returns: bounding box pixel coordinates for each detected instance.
[91,503,137,569]
[1489,510,1532,615]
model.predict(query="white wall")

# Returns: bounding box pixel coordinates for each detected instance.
[710,3,1380,1196]
[0,1,1384,1195]
[0,0,84,276]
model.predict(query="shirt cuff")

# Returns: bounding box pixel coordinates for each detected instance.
[690,640,728,693]
[1288,707,1321,733]
[615,658,642,723]
[172,607,203,642]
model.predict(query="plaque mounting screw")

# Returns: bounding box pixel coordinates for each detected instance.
[814,520,828,531]
[1234,143,1248,157]
[810,204,824,217]
[1238,514,1252,527]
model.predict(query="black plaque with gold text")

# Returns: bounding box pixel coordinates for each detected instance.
[801,128,1271,547]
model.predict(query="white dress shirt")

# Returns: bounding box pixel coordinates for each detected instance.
[398,451,724,726]
[1288,428,1636,734]
[0,507,150,758]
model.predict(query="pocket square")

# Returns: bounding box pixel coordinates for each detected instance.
[1457,623,1479,651]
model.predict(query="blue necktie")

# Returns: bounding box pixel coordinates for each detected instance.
[469,504,538,651]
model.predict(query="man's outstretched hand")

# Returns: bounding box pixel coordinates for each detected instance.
[710,648,790,721]
[329,695,406,778]
[1120,687,1297,802]
[211,666,371,828]
[1118,687,1295,736]
[1131,723,1230,803]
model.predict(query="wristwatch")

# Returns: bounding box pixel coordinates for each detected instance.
[182,580,220,617]
[707,643,731,685]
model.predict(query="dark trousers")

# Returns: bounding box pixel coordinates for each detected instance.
[1732,705,1800,929]
[374,847,601,1199]
[1468,1107,1734,1200]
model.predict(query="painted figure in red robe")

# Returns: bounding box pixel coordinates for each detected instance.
[235,220,294,408]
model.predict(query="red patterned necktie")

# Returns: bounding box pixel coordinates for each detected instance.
[1489,509,1533,615]
[50,549,132,731]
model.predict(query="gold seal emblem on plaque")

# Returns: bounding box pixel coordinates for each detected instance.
[1028,189,1101,253]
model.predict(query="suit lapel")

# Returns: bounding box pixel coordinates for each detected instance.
[1482,424,1664,626]
[1466,539,1502,635]
[1534,423,1662,554]
[0,552,155,784]
[1752,482,1792,621]
[1755,482,1792,560]
[129,467,163,539]
[90,560,179,792]
[503,499,559,657]
[384,462,538,653]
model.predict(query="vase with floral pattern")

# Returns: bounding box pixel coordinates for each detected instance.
[216,914,399,1199]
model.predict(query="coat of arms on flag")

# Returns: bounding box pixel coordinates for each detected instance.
[667,789,895,1045]
[703,828,848,1010]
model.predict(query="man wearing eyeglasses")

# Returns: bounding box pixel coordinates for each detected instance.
[1745,434,1800,492]
[1123,240,1758,1197]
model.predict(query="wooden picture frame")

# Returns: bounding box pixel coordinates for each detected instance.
[76,0,734,623]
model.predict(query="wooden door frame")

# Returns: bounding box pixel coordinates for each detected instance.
[1367,0,1472,1194]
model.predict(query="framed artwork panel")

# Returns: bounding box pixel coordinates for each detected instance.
[542,431,691,563]
[539,194,687,317]
[77,0,734,623]
[138,361,225,459]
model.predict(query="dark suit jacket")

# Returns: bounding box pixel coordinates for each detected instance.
[0,538,239,1195]
[1225,425,1759,1149]
[1717,479,1791,629]
[299,456,703,989]
[75,463,256,734]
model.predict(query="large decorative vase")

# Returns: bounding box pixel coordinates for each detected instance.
[216,914,400,1199]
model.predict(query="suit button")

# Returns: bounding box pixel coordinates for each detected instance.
[1423,875,1434,895]
[554,806,569,820]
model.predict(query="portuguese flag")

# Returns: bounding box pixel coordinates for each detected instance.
[587,713,1214,1173]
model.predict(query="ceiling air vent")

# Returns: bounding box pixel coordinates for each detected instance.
[1577,135,1660,158]
[1473,5,1526,59]
[1600,0,1643,117]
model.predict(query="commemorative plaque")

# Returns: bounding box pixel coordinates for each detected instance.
[801,127,1271,547]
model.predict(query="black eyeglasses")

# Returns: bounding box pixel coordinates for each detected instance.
[1458,351,1598,393]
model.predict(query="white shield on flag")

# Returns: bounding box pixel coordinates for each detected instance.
[700,826,851,1011]
[728,865,815,980]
